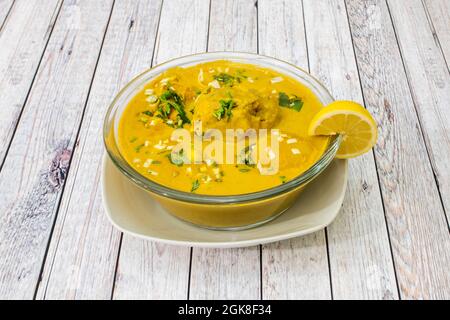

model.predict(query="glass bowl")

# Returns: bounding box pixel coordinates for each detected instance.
[103,52,341,230]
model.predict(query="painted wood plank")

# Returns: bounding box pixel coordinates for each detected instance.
[346,0,450,299]
[190,247,261,300]
[304,0,398,299]
[35,0,163,300]
[114,240,191,300]
[0,0,114,299]
[423,0,450,68]
[387,0,450,225]
[112,0,210,300]
[207,0,257,51]
[188,0,261,300]
[0,0,62,165]
[152,0,210,65]
[258,0,331,300]
[0,0,14,29]
[262,233,330,300]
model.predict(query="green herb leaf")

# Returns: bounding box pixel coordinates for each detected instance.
[240,145,256,167]
[142,110,153,116]
[213,99,235,121]
[213,73,235,86]
[239,168,251,173]
[279,176,287,184]
[129,137,138,143]
[191,179,200,192]
[138,116,149,124]
[213,107,225,120]
[134,143,144,153]
[235,69,248,82]
[291,99,303,112]
[278,92,290,107]
[158,89,191,126]
[151,160,161,164]
[278,92,303,112]
[169,101,190,124]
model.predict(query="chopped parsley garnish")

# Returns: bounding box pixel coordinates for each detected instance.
[239,168,251,173]
[156,102,171,120]
[156,89,190,126]
[235,69,247,82]
[213,73,235,86]
[138,116,149,124]
[278,92,290,106]
[291,99,303,111]
[134,143,144,153]
[213,70,248,86]
[191,179,200,192]
[279,176,287,184]
[142,110,153,116]
[278,92,304,112]
[240,145,256,167]
[213,99,235,121]
[129,137,138,143]
[151,160,161,164]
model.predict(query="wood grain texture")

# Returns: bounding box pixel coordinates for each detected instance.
[113,0,210,300]
[423,0,450,68]
[207,0,257,51]
[188,0,261,300]
[190,247,261,300]
[0,0,114,299]
[114,241,190,300]
[0,0,14,29]
[387,0,450,225]
[0,0,448,300]
[152,0,210,65]
[304,0,398,299]
[35,0,162,300]
[0,0,62,165]
[346,0,450,299]
[258,0,331,300]
[262,233,330,300]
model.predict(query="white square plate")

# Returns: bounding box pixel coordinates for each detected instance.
[101,156,347,248]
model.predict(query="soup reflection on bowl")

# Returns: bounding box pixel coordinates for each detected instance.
[104,52,340,230]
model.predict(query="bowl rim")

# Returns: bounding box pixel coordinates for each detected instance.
[103,51,341,205]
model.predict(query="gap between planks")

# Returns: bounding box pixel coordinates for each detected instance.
[35,0,118,299]
[345,0,450,299]
[35,0,165,299]
[0,0,116,299]
[0,0,447,300]
[385,0,450,228]
[0,0,15,32]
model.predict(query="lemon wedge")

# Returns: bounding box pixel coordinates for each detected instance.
[308,101,378,159]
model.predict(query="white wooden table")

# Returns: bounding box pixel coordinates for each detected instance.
[0,0,449,300]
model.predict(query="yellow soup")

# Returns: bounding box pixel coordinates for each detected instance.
[118,60,329,195]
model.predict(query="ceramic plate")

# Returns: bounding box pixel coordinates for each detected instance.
[101,155,347,248]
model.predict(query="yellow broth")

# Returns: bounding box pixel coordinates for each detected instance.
[118,61,329,195]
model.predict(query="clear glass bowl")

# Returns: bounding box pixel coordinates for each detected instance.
[103,52,341,230]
